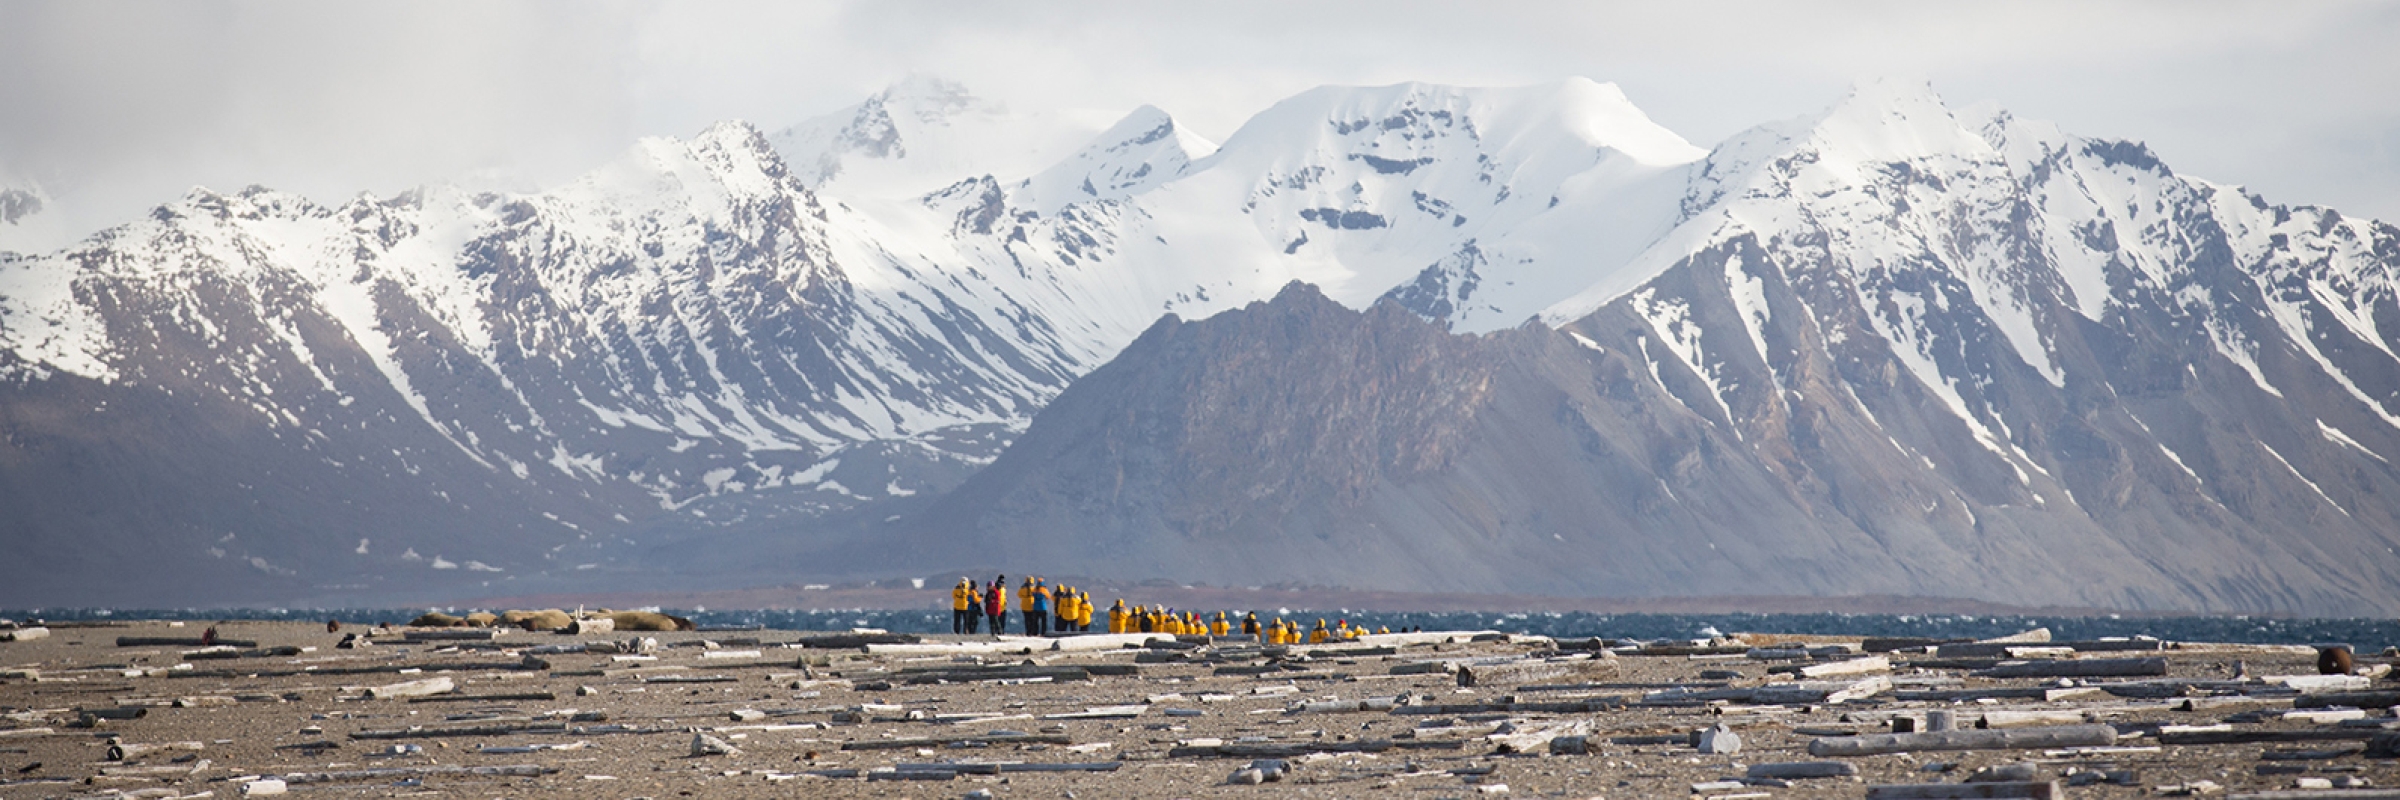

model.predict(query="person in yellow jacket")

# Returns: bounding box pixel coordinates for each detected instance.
[1109,600,1128,634]
[1377,626,1390,635]
[1210,612,1229,636]
[1135,605,1152,633]
[1242,612,1261,636]
[1053,586,1076,634]
[1309,619,1330,643]
[951,578,974,634]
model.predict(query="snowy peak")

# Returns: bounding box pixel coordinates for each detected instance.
[1013,105,1216,213]
[769,75,1101,200]
[1808,78,1992,166]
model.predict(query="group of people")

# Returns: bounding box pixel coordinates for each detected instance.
[950,575,1096,636]
[948,576,1415,643]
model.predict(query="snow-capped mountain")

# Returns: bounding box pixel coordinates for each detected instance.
[768,74,1109,200]
[4,75,2396,612]
[880,79,2400,616]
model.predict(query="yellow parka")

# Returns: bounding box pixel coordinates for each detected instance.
[1019,579,1036,612]
[951,580,972,611]
[1109,601,1128,633]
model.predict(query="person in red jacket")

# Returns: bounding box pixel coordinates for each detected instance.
[985,576,1008,636]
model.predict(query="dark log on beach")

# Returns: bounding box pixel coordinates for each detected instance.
[2295,690,2400,709]
[794,633,921,648]
[841,734,1072,750]
[897,666,1092,684]
[1807,725,2116,756]
[116,637,257,648]
[405,691,558,704]
[2157,728,2379,746]
[280,765,551,785]
[1970,658,2167,679]
[1863,782,2061,799]
[403,629,500,642]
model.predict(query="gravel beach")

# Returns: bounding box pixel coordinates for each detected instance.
[4,620,2398,799]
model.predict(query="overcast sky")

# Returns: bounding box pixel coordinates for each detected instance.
[3,1,2394,247]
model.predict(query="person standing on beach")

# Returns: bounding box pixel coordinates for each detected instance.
[1030,578,1053,637]
[1018,577,1037,636]
[986,576,1008,635]
[951,577,973,634]
[964,589,983,634]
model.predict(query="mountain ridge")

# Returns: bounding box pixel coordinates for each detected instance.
[3,77,2396,612]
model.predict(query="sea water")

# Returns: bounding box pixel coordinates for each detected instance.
[10,608,2396,651]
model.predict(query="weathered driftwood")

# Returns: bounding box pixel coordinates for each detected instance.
[182,646,303,660]
[1294,697,1400,713]
[117,636,258,648]
[1807,724,2116,757]
[1456,655,1618,687]
[1799,656,1892,678]
[794,632,921,649]
[1862,781,2061,799]
[894,761,1121,774]
[1388,661,1458,676]
[279,764,550,784]
[405,691,557,704]
[1215,664,1309,676]
[1040,705,1146,720]
[106,741,204,760]
[841,733,1071,751]
[1976,710,2090,729]
[897,666,1093,684]
[1864,637,1972,652]
[1748,761,1858,779]
[1971,658,2166,679]
[640,674,738,684]
[1631,644,1751,656]
[349,714,610,739]
[2222,792,2400,800]
[365,676,455,699]
[172,659,544,679]
[401,629,500,642]
[865,640,1044,657]
[1168,738,1464,758]
[1936,640,2161,658]
[2294,690,2400,709]
[1350,630,1502,647]
[2156,728,2378,746]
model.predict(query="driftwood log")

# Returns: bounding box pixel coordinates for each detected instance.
[1808,724,2116,757]
[841,734,1071,750]
[1456,656,1618,687]
[1863,782,2062,799]
[1970,658,2166,679]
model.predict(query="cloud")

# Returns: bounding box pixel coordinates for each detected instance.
[2,0,2395,248]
